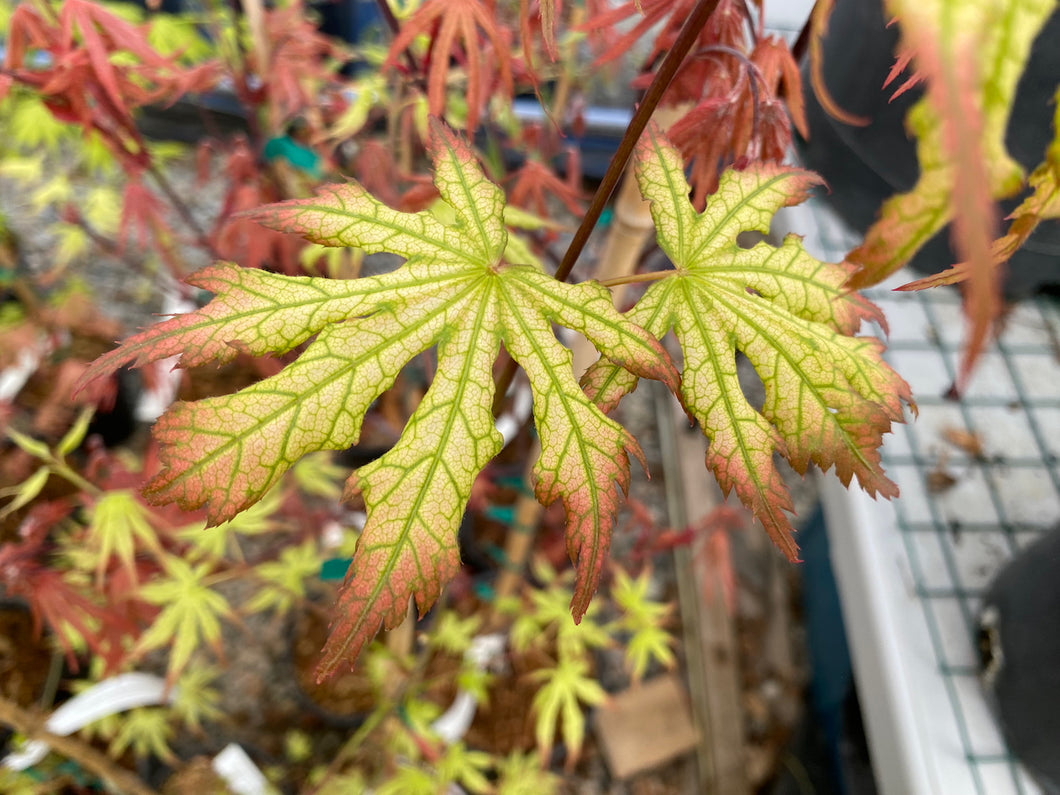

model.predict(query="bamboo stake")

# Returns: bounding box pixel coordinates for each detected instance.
[241,0,270,81]
[487,439,544,629]
[570,105,686,377]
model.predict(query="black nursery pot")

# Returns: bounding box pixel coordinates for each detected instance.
[978,526,1060,794]
[796,0,1060,300]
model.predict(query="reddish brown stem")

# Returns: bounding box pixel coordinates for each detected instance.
[374,0,422,77]
[493,0,724,413]
[552,0,723,284]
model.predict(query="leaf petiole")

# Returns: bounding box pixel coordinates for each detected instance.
[598,271,673,289]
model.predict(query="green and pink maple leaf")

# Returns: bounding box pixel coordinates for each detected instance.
[583,126,914,558]
[79,120,678,677]
[846,0,1055,290]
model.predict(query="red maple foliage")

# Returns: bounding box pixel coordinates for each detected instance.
[3,0,218,169]
[384,0,515,132]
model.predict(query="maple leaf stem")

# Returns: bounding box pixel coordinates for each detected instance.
[145,161,224,261]
[491,0,723,416]
[51,459,100,498]
[598,271,673,289]
[552,0,724,287]
[374,0,422,77]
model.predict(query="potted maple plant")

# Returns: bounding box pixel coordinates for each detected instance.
[3,0,1058,789]
[4,0,912,677]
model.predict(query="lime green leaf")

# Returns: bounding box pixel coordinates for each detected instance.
[585,127,912,559]
[426,611,482,656]
[529,656,607,764]
[4,427,51,460]
[375,766,437,795]
[291,451,348,500]
[0,154,44,183]
[106,708,175,763]
[8,96,69,150]
[30,176,72,212]
[327,73,388,140]
[171,664,224,732]
[177,486,283,561]
[847,0,1055,287]
[496,751,560,794]
[136,557,236,683]
[436,742,494,794]
[83,186,122,236]
[612,568,675,682]
[54,222,89,266]
[86,119,678,677]
[244,541,321,615]
[57,407,94,457]
[284,729,314,763]
[0,466,50,520]
[503,205,566,231]
[86,490,164,585]
[510,571,612,659]
[147,13,214,62]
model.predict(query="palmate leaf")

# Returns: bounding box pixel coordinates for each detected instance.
[80,119,678,678]
[584,127,913,558]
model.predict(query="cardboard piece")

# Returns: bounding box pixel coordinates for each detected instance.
[594,673,700,779]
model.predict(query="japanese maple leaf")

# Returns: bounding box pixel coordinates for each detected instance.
[118,179,172,254]
[385,0,514,132]
[665,36,807,206]
[78,120,678,677]
[520,0,561,64]
[0,503,141,672]
[583,126,913,558]
[899,160,1060,292]
[3,0,217,166]
[580,0,747,67]
[508,154,586,220]
[261,5,346,128]
[847,0,1053,383]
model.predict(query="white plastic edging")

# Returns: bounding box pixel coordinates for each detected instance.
[430,633,507,744]
[819,472,967,795]
[212,743,269,795]
[3,673,174,772]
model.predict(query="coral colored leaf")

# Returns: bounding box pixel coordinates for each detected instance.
[87,119,678,676]
[584,127,912,559]
[846,0,1055,289]
[898,159,1060,292]
[851,0,1053,385]
[384,0,514,132]
[519,0,562,85]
